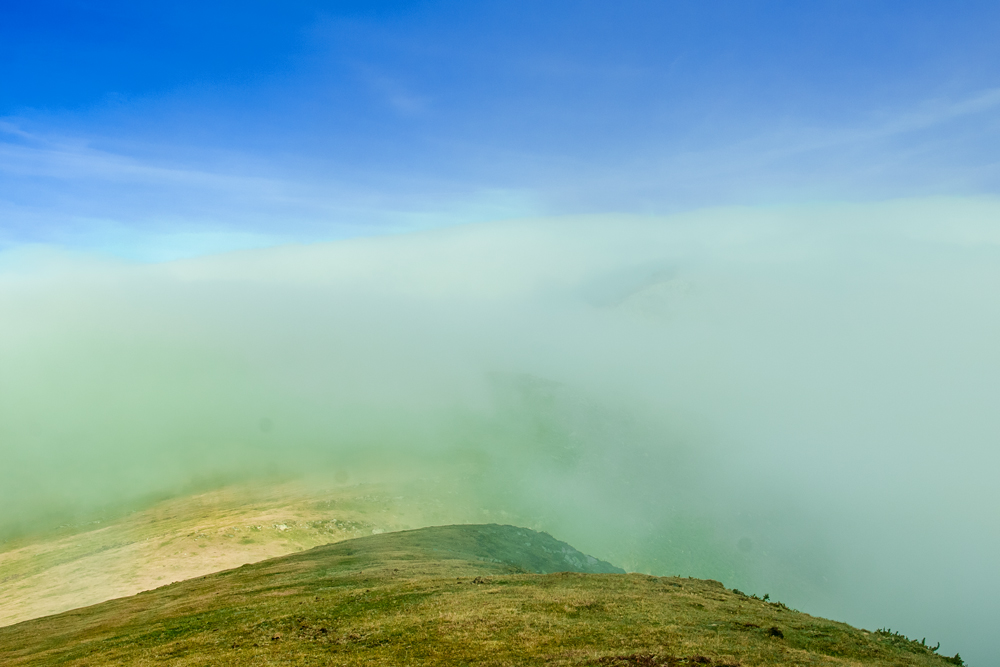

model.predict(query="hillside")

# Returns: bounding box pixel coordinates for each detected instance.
[0,477,496,627]
[0,524,960,666]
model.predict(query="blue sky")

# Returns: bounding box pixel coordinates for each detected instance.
[3,0,1000,260]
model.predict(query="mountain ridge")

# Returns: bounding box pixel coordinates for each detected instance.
[0,524,961,666]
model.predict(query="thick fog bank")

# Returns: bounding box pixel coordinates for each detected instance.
[1,198,998,663]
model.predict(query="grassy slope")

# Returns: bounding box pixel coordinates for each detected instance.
[0,476,500,626]
[0,525,957,667]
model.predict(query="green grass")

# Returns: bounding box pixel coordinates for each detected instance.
[0,477,501,627]
[0,525,960,666]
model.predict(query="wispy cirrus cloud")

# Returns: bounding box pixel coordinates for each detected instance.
[3,84,1000,258]
[0,121,540,260]
[528,87,1000,211]
[358,68,432,116]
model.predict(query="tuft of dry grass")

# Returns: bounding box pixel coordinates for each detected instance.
[0,525,958,666]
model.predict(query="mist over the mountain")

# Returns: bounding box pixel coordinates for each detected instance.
[2,198,998,661]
